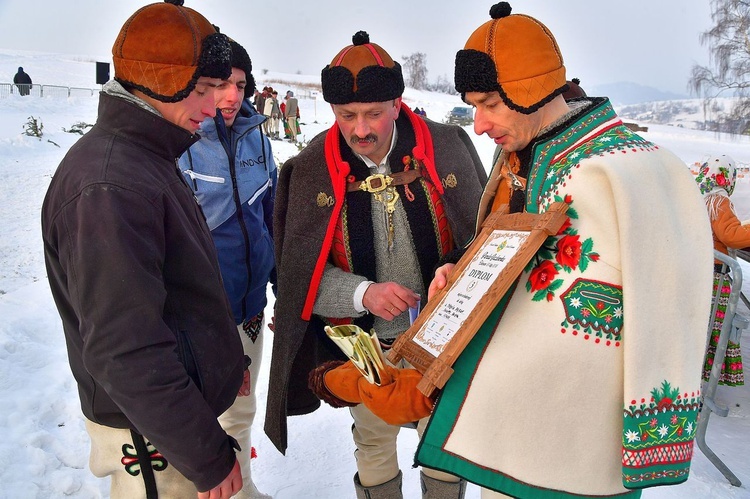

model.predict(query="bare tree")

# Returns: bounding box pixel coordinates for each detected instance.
[428,74,459,95]
[402,52,428,90]
[689,0,750,128]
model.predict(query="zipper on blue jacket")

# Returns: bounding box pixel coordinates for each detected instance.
[219,120,255,322]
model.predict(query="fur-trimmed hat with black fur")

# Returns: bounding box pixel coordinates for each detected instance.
[228,38,256,99]
[454,2,567,114]
[112,0,231,103]
[321,31,405,104]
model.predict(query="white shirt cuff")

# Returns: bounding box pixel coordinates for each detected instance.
[353,281,374,313]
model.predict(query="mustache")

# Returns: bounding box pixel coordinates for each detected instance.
[350,134,377,146]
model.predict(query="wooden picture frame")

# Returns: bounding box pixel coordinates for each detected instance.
[387,202,569,397]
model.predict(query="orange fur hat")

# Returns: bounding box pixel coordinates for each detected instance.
[455,2,567,114]
[112,0,231,103]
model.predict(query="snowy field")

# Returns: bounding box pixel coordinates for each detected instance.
[1,49,749,498]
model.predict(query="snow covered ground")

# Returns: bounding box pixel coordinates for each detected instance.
[1,50,749,498]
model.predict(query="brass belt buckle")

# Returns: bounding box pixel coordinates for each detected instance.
[358,173,392,193]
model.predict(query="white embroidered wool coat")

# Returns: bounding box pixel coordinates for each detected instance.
[417,98,714,499]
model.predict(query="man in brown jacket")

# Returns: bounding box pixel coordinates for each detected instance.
[265,30,487,499]
[41,1,245,497]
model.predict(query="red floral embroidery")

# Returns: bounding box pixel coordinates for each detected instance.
[525,194,599,301]
[528,260,558,291]
[556,234,581,269]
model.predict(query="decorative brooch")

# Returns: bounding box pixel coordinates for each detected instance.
[442,173,458,189]
[316,192,334,207]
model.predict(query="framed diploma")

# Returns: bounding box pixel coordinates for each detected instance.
[387,202,569,397]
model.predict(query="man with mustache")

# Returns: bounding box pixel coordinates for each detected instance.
[265,31,487,498]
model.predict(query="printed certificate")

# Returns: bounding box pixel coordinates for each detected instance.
[388,202,569,396]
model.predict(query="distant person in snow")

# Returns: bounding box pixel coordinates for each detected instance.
[283,90,299,142]
[41,1,245,498]
[695,154,747,387]
[265,29,487,499]
[255,86,269,118]
[263,89,282,140]
[320,3,714,498]
[261,86,274,136]
[13,67,32,96]
[178,36,276,499]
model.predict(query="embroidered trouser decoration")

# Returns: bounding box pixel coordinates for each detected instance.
[242,313,264,342]
[122,430,168,499]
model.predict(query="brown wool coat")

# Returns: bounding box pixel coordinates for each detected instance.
[264,113,487,453]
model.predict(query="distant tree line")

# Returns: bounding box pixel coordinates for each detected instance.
[402,52,459,95]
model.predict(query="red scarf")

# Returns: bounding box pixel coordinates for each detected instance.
[300,104,446,320]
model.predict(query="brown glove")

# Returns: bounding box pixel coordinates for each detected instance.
[357,366,434,425]
[308,360,362,408]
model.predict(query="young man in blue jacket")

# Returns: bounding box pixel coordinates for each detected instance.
[179,38,276,499]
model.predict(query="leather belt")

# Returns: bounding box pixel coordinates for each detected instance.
[346,170,422,193]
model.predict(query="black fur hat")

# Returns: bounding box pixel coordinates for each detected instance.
[228,39,256,99]
[321,31,405,104]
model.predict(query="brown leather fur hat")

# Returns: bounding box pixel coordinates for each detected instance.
[321,31,405,104]
[112,0,231,103]
[455,2,567,114]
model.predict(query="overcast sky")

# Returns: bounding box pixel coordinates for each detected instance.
[0,0,713,95]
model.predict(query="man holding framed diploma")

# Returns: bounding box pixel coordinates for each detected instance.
[265,30,487,499]
[317,3,715,499]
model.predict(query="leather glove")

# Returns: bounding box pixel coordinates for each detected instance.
[308,360,362,408]
[357,366,434,426]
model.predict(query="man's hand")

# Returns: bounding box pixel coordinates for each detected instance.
[197,459,242,499]
[362,282,419,320]
[428,263,455,301]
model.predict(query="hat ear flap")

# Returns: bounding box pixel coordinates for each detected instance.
[161,32,230,103]
[356,64,405,103]
[245,73,256,99]
[454,49,500,96]
[322,66,356,104]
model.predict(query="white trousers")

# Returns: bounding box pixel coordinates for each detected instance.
[86,419,197,498]
[349,357,460,488]
[218,321,265,498]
